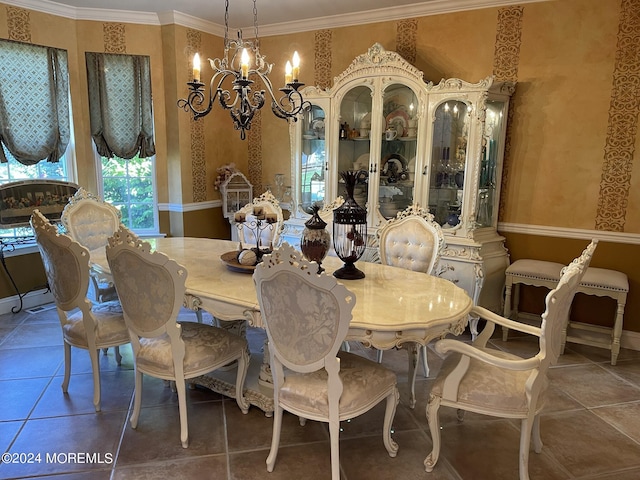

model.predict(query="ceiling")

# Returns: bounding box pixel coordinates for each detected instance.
[5,0,539,35]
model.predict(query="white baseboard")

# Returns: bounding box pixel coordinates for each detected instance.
[0,289,54,315]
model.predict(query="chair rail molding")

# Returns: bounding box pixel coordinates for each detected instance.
[158,200,222,213]
[498,222,640,245]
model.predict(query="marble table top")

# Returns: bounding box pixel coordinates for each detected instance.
[91,237,473,346]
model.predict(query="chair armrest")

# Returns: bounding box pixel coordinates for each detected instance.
[435,338,541,371]
[471,305,542,338]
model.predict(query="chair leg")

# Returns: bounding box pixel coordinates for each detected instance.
[61,342,71,393]
[266,405,284,472]
[424,396,442,472]
[518,416,534,480]
[130,370,143,429]
[176,379,189,448]
[329,410,341,480]
[383,388,399,457]
[234,346,250,414]
[532,414,543,454]
[376,349,383,363]
[89,348,102,412]
[115,346,122,365]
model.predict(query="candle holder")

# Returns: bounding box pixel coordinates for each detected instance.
[333,171,367,280]
[234,209,277,264]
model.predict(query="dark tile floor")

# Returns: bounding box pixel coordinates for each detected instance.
[1,304,640,479]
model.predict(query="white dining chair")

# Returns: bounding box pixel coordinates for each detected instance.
[376,203,446,406]
[30,209,130,412]
[61,187,121,303]
[424,240,598,480]
[254,243,399,480]
[106,224,250,448]
[234,190,284,249]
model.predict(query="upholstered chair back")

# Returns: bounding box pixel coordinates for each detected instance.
[106,225,186,343]
[62,187,121,252]
[377,204,445,274]
[254,243,354,371]
[31,209,90,311]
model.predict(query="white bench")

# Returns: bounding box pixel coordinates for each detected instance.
[503,259,629,365]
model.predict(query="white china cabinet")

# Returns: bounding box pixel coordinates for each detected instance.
[282,43,515,315]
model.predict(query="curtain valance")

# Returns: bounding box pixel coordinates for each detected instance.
[0,40,70,165]
[86,53,155,159]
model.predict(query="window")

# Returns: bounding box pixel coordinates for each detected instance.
[98,153,157,233]
[86,52,157,234]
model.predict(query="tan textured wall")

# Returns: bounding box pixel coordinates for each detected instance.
[502,0,619,229]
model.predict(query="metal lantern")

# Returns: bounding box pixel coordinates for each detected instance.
[300,204,331,274]
[333,170,367,280]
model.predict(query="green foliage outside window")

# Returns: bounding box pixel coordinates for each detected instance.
[101,155,155,231]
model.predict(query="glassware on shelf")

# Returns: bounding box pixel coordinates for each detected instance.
[300,204,331,274]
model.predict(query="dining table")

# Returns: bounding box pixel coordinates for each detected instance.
[90,236,473,414]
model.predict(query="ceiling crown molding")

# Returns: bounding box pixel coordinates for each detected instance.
[4,0,549,36]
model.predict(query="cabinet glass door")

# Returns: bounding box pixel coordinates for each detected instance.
[476,99,505,227]
[379,84,418,219]
[299,104,327,212]
[429,100,471,227]
[337,86,372,209]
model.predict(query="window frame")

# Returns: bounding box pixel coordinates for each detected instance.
[94,147,159,235]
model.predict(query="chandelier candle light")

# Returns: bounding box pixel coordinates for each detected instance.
[178,0,310,140]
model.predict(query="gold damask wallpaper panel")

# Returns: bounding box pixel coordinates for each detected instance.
[595,0,640,233]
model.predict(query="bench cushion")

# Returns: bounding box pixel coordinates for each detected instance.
[507,260,628,293]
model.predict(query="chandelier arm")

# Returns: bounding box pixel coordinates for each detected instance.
[271,87,312,120]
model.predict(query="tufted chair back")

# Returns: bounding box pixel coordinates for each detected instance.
[377,204,445,274]
[62,188,121,252]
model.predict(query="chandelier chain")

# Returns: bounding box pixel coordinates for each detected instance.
[253,0,260,49]
[224,0,230,47]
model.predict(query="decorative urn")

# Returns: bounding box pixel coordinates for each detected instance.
[300,204,331,274]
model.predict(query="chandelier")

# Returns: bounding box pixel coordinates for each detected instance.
[177,0,310,140]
